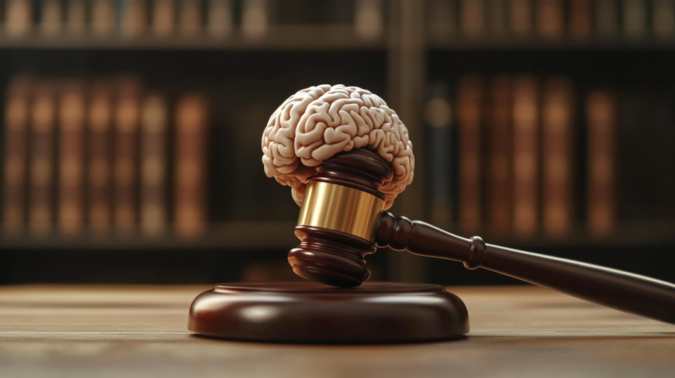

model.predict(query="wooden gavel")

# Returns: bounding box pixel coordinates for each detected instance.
[289,149,675,324]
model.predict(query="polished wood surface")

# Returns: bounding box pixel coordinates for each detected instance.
[189,282,468,342]
[1,285,674,377]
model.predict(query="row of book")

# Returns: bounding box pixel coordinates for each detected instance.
[1,0,384,40]
[1,74,210,237]
[428,0,675,39]
[425,75,675,237]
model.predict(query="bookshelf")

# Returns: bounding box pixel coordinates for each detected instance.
[1,0,675,285]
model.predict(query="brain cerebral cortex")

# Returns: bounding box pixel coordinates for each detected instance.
[261,84,415,210]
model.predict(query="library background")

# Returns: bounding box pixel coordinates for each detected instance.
[0,0,674,286]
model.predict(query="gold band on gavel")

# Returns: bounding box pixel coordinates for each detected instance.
[297,181,385,241]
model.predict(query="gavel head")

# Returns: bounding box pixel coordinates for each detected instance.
[289,149,392,288]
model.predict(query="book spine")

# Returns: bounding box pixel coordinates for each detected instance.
[87,81,113,233]
[113,77,141,233]
[542,77,574,236]
[650,93,675,221]
[569,0,591,38]
[178,0,201,36]
[457,75,483,233]
[175,93,209,237]
[91,0,115,36]
[354,0,384,40]
[28,81,57,235]
[66,0,86,35]
[509,0,532,36]
[623,0,647,38]
[2,75,32,234]
[206,0,234,37]
[152,0,176,37]
[487,75,512,234]
[424,82,453,225]
[586,90,616,235]
[595,0,618,37]
[487,0,507,35]
[57,80,86,235]
[536,0,564,38]
[512,75,539,236]
[39,0,63,35]
[119,0,147,37]
[5,0,33,37]
[459,0,485,37]
[653,0,675,38]
[616,92,647,221]
[140,94,168,236]
[427,0,456,38]
[242,0,269,39]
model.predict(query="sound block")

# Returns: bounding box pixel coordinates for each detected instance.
[188,281,469,343]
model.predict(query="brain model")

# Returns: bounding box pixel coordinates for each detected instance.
[261,84,415,210]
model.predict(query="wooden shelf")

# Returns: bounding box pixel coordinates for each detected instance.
[0,26,386,50]
[427,35,675,50]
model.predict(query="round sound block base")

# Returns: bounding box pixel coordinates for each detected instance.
[188,281,469,343]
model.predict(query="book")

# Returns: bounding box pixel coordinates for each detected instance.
[152,0,176,37]
[423,82,453,225]
[511,75,539,236]
[140,94,168,236]
[486,75,512,234]
[119,0,147,37]
[536,0,564,38]
[650,93,675,221]
[457,75,483,233]
[242,0,269,39]
[569,0,591,39]
[178,0,201,36]
[87,80,114,233]
[541,77,574,236]
[595,0,618,37]
[66,0,86,35]
[2,75,32,234]
[427,0,456,38]
[487,0,507,36]
[175,93,209,237]
[5,0,33,37]
[39,0,64,35]
[91,0,115,35]
[586,90,616,235]
[509,0,532,36]
[113,76,142,233]
[354,0,383,40]
[653,0,675,38]
[459,0,485,37]
[206,0,233,37]
[623,0,647,38]
[28,81,57,235]
[57,80,86,235]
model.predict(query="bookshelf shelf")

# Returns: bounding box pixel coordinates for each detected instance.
[427,36,675,51]
[0,26,385,51]
[0,221,298,251]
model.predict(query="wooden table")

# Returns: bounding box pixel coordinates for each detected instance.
[0,285,673,377]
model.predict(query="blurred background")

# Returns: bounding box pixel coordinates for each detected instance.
[0,0,674,287]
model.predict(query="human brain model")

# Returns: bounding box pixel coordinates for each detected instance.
[261,84,415,209]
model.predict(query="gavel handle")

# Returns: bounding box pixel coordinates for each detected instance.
[375,212,675,324]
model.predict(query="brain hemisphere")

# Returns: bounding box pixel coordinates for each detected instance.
[261,84,414,210]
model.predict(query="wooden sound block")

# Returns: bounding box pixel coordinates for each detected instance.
[188,281,469,343]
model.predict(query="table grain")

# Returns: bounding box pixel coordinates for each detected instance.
[0,284,673,378]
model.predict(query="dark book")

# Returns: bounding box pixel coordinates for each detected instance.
[424,82,453,225]
[650,93,675,222]
[178,0,201,36]
[510,0,533,37]
[536,0,564,38]
[427,0,457,37]
[207,0,234,37]
[457,75,483,233]
[653,0,675,38]
[354,0,384,40]
[623,0,647,38]
[87,80,114,233]
[486,75,512,234]
[92,0,115,35]
[151,0,176,37]
[595,0,618,37]
[569,0,591,39]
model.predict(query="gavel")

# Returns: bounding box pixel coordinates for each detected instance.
[289,148,675,325]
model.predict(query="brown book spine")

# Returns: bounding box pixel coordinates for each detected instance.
[536,0,564,38]
[40,0,64,35]
[28,81,57,235]
[113,77,142,233]
[207,0,234,37]
[595,0,618,37]
[66,0,86,35]
[91,0,115,36]
[427,0,457,38]
[2,75,32,234]
[459,0,485,37]
[542,77,574,236]
[509,0,532,37]
[57,80,86,235]
[354,0,384,40]
[569,0,591,38]
[140,94,168,236]
[623,0,647,38]
[512,76,539,236]
[87,81,114,233]
[179,0,201,36]
[586,91,616,235]
[5,0,33,37]
[152,0,176,37]
[120,0,148,37]
[175,94,209,237]
[242,0,269,39]
[457,75,483,233]
[487,75,512,234]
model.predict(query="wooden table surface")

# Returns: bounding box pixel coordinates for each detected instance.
[0,284,673,378]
